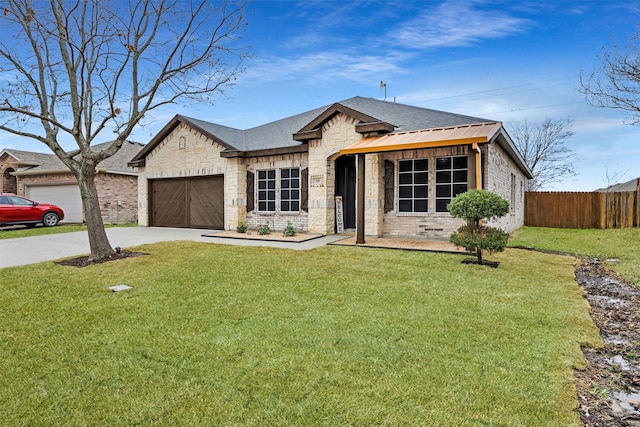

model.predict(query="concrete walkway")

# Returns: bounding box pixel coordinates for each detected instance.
[0,227,346,268]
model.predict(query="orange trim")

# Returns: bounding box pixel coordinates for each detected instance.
[340,137,488,155]
[473,142,482,190]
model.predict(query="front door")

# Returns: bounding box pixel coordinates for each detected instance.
[334,155,356,230]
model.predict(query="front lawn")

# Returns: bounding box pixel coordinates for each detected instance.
[0,242,599,426]
[510,227,640,286]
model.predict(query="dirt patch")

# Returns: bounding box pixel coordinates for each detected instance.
[574,259,640,426]
[57,250,146,267]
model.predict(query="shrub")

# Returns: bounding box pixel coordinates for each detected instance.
[236,221,248,233]
[257,222,271,235]
[282,221,296,237]
[448,189,510,265]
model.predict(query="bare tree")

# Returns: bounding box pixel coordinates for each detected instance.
[0,0,248,261]
[508,118,576,191]
[580,26,640,126]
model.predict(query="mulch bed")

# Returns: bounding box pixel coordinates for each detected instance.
[57,250,146,268]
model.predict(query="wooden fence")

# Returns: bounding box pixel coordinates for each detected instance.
[525,191,640,229]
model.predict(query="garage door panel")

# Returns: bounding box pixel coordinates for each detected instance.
[150,176,223,229]
[189,176,224,229]
[151,180,188,227]
[27,185,83,223]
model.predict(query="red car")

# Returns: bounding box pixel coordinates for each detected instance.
[0,194,65,227]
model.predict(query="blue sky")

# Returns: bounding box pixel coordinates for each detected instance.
[2,0,639,190]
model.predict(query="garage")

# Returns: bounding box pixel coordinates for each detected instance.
[27,184,83,223]
[149,175,224,229]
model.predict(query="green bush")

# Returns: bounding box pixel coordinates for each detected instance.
[282,221,296,237]
[448,189,510,265]
[257,222,271,235]
[236,221,248,233]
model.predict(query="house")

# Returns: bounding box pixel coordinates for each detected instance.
[129,96,533,239]
[594,177,640,192]
[0,141,143,224]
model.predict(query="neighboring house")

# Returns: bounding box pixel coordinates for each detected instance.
[0,141,143,224]
[129,96,533,239]
[595,177,640,192]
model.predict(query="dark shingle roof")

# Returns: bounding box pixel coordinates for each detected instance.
[192,96,492,152]
[131,96,497,164]
[2,141,144,174]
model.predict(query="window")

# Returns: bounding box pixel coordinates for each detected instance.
[280,168,300,212]
[435,156,468,212]
[257,169,276,212]
[510,173,516,212]
[398,159,428,213]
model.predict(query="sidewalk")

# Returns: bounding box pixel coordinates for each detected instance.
[0,227,346,268]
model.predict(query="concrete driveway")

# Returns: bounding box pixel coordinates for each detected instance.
[0,227,344,268]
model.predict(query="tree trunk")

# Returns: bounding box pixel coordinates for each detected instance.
[76,166,113,261]
[476,247,483,264]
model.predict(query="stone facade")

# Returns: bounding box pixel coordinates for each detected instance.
[135,112,528,237]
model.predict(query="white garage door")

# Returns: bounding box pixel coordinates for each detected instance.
[27,185,83,223]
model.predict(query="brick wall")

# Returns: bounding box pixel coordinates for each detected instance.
[246,153,308,232]
[137,122,243,229]
[484,142,526,232]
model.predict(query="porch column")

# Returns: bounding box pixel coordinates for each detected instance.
[473,143,482,189]
[356,154,365,244]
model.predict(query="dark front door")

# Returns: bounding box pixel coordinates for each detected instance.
[335,155,356,230]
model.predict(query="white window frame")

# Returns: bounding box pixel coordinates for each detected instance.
[257,169,276,212]
[397,158,429,213]
[435,156,468,212]
[280,168,300,213]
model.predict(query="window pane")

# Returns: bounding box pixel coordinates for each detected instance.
[436,157,451,170]
[282,190,289,199]
[453,184,467,196]
[281,201,289,211]
[436,199,450,212]
[267,181,276,189]
[268,201,275,211]
[267,191,275,201]
[399,173,413,185]
[453,156,467,169]
[453,170,467,183]
[291,201,299,211]
[281,180,289,189]
[258,201,266,211]
[258,170,266,179]
[291,169,299,178]
[436,185,451,197]
[414,159,428,171]
[414,186,428,198]
[399,187,412,198]
[258,181,266,190]
[399,200,412,212]
[399,160,412,172]
[436,171,451,183]
[267,170,275,179]
[414,200,428,212]
[281,169,289,178]
[258,190,267,199]
[291,190,299,199]
[291,179,299,188]
[413,172,427,184]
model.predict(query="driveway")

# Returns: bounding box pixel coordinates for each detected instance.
[0,227,344,268]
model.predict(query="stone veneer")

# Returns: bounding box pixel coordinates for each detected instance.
[137,114,527,237]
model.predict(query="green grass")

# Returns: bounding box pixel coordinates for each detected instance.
[510,226,640,286]
[0,222,136,239]
[0,242,599,426]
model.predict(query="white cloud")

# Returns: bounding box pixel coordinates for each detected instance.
[389,1,531,48]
